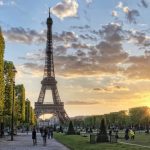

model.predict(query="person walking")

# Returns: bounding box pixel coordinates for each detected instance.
[32,128,37,146]
[125,127,129,140]
[48,127,50,139]
[130,129,135,140]
[50,126,54,139]
[43,128,48,146]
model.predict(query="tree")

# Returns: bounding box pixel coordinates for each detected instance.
[25,99,31,124]
[30,107,36,125]
[15,84,25,123]
[67,121,75,135]
[0,27,5,114]
[129,106,150,132]
[4,61,16,128]
[4,61,15,116]
[97,118,108,142]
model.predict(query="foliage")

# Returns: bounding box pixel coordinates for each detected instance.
[0,27,5,114]
[99,118,107,134]
[4,61,15,116]
[15,84,25,122]
[129,106,150,126]
[67,120,75,135]
[30,107,36,125]
[25,99,31,124]
[97,118,108,142]
[72,106,150,130]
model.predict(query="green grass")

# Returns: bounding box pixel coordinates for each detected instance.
[54,132,150,150]
[119,132,150,146]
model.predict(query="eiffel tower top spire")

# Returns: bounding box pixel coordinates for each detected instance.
[44,8,55,78]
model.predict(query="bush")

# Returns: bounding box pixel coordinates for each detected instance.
[67,121,75,135]
[97,118,108,143]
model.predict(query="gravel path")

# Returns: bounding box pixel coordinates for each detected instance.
[0,133,70,150]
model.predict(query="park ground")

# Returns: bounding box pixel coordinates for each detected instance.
[0,132,69,150]
[1,132,150,150]
[54,132,150,150]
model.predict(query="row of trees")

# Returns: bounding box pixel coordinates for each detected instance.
[72,106,150,131]
[0,27,36,134]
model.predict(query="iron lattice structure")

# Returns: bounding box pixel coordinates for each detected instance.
[35,10,70,124]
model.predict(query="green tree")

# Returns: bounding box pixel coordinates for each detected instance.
[0,27,5,114]
[4,61,15,115]
[15,84,25,123]
[97,118,108,142]
[67,120,75,135]
[129,106,150,132]
[25,99,31,124]
[30,107,36,125]
[4,61,16,128]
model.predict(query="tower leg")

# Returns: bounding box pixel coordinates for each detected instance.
[38,85,46,103]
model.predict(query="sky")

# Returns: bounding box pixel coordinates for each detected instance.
[0,0,150,117]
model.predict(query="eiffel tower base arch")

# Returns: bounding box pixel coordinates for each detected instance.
[35,102,69,124]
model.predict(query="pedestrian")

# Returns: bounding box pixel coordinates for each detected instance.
[47,127,50,139]
[40,127,43,136]
[115,131,119,142]
[109,129,112,142]
[130,129,135,140]
[50,126,53,139]
[125,128,129,140]
[32,128,37,146]
[43,128,48,146]
[26,126,29,135]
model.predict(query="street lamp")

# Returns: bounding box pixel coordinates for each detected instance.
[11,66,17,141]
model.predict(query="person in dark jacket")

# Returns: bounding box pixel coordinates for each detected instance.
[32,128,37,146]
[43,128,48,146]
[50,126,54,139]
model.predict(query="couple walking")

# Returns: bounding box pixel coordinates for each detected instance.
[32,127,54,146]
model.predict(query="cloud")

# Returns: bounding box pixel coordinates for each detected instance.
[71,43,90,49]
[71,25,90,30]
[122,6,140,24]
[95,23,128,65]
[93,85,129,93]
[51,0,79,20]
[3,27,78,44]
[141,0,149,8]
[66,100,99,105]
[0,0,4,6]
[18,49,45,61]
[125,9,140,24]
[85,0,93,4]
[18,23,129,77]
[3,27,46,44]
[116,2,140,24]
[54,31,78,43]
[15,21,149,81]
[0,0,16,6]
[19,63,44,77]
[112,10,118,17]
[124,55,150,79]
[79,33,97,40]
[127,30,150,48]
[116,1,123,9]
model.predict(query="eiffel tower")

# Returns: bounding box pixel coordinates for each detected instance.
[35,9,69,124]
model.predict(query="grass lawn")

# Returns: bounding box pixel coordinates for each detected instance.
[54,132,150,150]
[119,132,150,147]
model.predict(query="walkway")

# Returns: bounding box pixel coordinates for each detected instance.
[119,141,150,149]
[0,133,70,150]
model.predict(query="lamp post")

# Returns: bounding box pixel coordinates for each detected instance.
[11,66,17,141]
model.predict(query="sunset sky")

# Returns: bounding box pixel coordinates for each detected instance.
[0,0,150,117]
